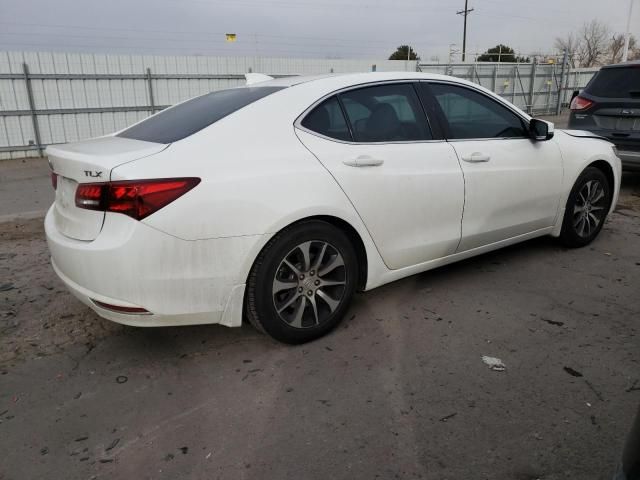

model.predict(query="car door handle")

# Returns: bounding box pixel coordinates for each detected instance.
[342,155,384,167]
[461,152,491,163]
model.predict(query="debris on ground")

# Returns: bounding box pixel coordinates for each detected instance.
[482,356,506,372]
[115,375,128,384]
[439,413,457,422]
[563,367,583,377]
[541,317,564,326]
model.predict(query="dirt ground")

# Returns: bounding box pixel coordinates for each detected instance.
[0,173,639,480]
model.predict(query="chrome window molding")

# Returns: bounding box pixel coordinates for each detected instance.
[422,79,532,142]
[294,80,441,146]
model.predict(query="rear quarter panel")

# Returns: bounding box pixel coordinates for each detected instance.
[111,91,389,289]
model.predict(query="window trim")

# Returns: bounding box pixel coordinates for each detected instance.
[422,80,532,142]
[294,80,444,145]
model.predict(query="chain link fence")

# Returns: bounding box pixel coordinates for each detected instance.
[417,61,598,116]
[0,50,598,159]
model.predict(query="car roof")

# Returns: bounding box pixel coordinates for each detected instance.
[253,71,531,122]
[263,71,458,88]
[602,60,640,69]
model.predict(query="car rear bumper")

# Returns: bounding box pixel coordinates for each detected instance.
[45,206,267,327]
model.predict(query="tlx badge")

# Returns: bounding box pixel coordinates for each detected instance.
[84,170,103,178]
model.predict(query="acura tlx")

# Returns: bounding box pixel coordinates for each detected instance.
[45,72,621,344]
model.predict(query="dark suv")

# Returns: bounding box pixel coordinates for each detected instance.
[569,61,640,170]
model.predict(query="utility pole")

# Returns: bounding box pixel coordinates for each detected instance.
[622,0,635,62]
[456,0,474,62]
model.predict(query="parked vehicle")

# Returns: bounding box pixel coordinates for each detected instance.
[569,61,640,170]
[45,72,621,343]
[614,405,640,480]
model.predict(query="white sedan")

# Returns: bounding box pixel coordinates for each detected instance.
[45,72,621,343]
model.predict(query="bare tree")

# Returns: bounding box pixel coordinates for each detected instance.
[624,36,638,61]
[609,34,626,64]
[554,33,580,67]
[577,20,611,67]
[609,34,638,63]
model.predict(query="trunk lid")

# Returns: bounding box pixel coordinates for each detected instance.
[47,136,167,241]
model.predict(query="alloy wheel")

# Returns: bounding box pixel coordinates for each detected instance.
[573,179,607,238]
[272,240,347,329]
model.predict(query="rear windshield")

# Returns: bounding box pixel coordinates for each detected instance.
[118,86,285,143]
[586,67,640,98]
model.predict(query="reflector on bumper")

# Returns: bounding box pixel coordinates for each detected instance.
[91,299,151,315]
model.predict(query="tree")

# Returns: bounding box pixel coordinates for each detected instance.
[609,33,637,63]
[477,44,528,63]
[389,45,419,61]
[554,33,580,67]
[577,20,610,67]
[609,34,626,64]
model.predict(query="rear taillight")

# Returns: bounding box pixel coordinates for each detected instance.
[75,178,200,220]
[51,172,57,190]
[570,96,594,111]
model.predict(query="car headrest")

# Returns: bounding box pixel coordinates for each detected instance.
[366,103,400,141]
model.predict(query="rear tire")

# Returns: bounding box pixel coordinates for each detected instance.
[246,220,358,344]
[559,167,612,248]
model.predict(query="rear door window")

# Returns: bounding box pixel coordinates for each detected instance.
[586,67,640,98]
[300,96,351,141]
[339,84,432,142]
[118,86,285,144]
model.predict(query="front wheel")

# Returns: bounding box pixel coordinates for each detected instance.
[559,167,612,248]
[246,220,358,344]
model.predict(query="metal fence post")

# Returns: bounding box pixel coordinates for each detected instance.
[22,63,43,157]
[555,50,569,115]
[492,65,498,93]
[528,59,537,115]
[146,67,155,113]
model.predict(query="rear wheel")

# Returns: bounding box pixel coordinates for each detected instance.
[246,220,358,344]
[559,167,612,248]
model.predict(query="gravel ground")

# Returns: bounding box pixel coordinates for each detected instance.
[0,172,639,480]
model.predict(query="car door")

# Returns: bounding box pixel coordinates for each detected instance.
[423,81,564,252]
[295,82,465,270]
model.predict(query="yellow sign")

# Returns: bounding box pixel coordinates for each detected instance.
[226,34,237,42]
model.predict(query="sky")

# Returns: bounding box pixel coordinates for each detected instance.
[0,0,638,61]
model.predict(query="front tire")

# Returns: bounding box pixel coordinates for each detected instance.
[559,167,612,248]
[246,220,358,344]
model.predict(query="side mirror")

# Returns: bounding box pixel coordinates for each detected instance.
[529,118,554,141]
